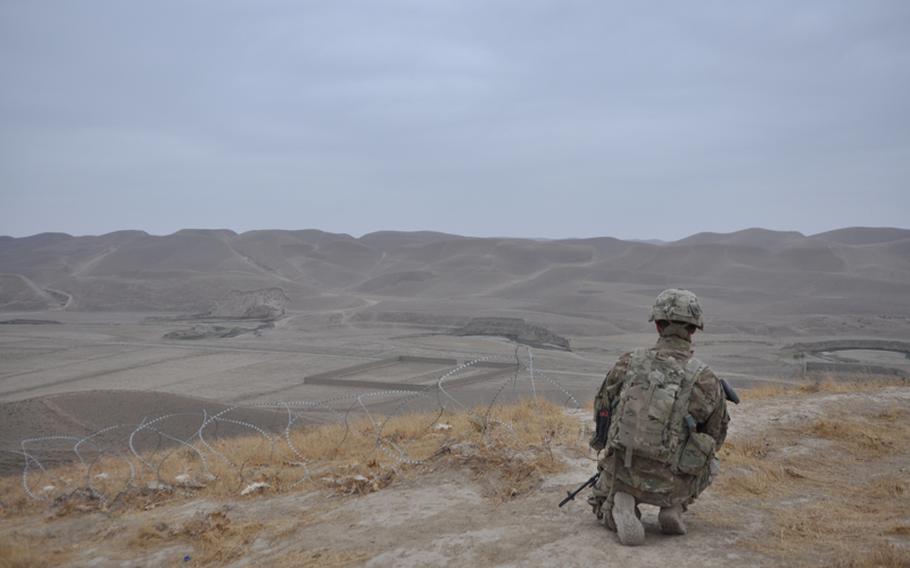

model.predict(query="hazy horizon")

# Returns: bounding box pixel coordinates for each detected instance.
[2,223,909,242]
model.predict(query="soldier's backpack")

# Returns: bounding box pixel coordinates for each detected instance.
[607,348,705,470]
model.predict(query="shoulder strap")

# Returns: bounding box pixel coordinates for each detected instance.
[685,356,706,384]
[622,348,652,468]
[677,356,706,425]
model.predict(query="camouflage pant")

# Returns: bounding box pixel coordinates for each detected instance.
[588,450,715,529]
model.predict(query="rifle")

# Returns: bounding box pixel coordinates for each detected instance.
[558,473,599,507]
[720,378,740,404]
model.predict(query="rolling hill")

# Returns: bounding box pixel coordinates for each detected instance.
[1,227,908,318]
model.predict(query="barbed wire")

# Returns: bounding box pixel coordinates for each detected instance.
[8,345,591,506]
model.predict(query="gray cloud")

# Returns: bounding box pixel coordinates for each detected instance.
[1,0,908,240]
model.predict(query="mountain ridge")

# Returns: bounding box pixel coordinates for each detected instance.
[1,227,908,316]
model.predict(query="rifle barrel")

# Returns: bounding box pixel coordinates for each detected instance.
[557,473,599,508]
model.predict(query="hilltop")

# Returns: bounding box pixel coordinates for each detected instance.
[0,380,907,567]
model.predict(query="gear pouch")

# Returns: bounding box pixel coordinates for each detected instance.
[677,432,716,475]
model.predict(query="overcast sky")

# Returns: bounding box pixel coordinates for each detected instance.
[1,1,908,241]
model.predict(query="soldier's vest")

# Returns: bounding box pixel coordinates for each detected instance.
[607,348,705,470]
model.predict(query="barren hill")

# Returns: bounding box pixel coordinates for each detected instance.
[0,273,63,311]
[811,227,910,245]
[672,227,807,248]
[1,227,908,321]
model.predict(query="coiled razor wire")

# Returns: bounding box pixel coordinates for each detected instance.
[9,347,586,504]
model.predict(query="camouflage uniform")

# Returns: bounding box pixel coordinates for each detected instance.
[588,291,729,530]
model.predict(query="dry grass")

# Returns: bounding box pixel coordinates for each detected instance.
[864,474,908,499]
[768,500,910,567]
[0,539,42,568]
[0,398,584,518]
[432,399,582,500]
[832,544,910,568]
[738,383,803,400]
[131,508,263,565]
[722,378,910,566]
[715,437,796,498]
[270,549,371,568]
[807,418,899,455]
[0,398,585,566]
[741,375,909,401]
[0,534,72,568]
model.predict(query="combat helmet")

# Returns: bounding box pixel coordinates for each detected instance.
[648,289,704,330]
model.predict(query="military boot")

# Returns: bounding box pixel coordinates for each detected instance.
[601,500,640,533]
[612,492,645,546]
[658,504,687,535]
